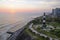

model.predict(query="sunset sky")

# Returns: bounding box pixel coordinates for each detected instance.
[0,0,60,13]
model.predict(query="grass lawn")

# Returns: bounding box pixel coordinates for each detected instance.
[47,22,60,27]
[36,27,58,38]
[25,28,49,40]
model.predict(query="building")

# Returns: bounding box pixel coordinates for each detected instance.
[52,8,60,17]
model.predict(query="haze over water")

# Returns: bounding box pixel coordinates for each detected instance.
[0,12,42,40]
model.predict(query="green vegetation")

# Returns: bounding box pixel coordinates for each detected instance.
[46,16,60,39]
[24,15,60,40]
[50,29,60,38]
[31,15,60,39]
[46,16,60,27]
[32,15,60,27]
[36,27,57,38]
[25,28,50,40]
[48,22,60,28]
[31,18,42,24]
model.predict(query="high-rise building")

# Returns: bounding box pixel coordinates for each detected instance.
[52,8,60,17]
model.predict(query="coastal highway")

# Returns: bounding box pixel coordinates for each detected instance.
[0,21,27,40]
[8,27,25,40]
[7,21,33,40]
[0,18,33,40]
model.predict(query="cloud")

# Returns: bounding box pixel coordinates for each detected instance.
[0,0,60,9]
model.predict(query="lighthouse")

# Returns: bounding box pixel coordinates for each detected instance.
[42,13,46,28]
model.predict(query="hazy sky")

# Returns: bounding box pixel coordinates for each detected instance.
[0,0,60,12]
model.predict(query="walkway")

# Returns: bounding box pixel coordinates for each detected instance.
[29,23,59,40]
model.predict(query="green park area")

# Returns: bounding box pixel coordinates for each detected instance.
[25,28,50,40]
[46,16,60,39]
[36,27,60,39]
[30,16,60,39]
[24,15,60,40]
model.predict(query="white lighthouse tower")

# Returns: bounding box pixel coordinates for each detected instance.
[42,13,46,28]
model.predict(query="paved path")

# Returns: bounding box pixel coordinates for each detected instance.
[29,23,59,40]
[8,27,25,40]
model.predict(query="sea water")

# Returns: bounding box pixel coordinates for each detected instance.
[0,12,42,40]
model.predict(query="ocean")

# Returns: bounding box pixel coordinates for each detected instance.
[0,12,42,40]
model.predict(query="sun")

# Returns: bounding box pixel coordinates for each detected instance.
[9,9,16,14]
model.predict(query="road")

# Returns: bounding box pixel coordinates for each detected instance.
[0,21,26,40]
[7,21,33,40]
